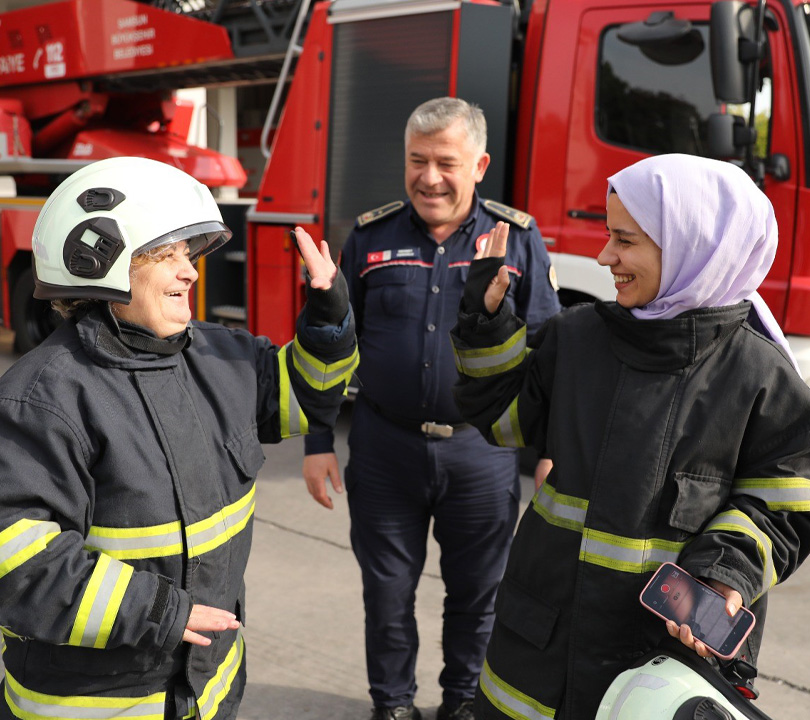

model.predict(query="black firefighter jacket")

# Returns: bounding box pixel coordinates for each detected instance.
[0,299,357,720]
[451,279,810,720]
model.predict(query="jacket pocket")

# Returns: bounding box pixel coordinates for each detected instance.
[495,576,558,651]
[668,471,731,534]
[365,266,415,318]
[225,427,266,481]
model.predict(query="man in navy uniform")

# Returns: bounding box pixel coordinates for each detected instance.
[302,97,561,720]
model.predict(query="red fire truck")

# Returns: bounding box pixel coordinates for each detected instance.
[3,0,810,380]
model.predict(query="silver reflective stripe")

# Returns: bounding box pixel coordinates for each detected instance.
[197,630,245,720]
[732,477,810,511]
[479,659,554,719]
[70,554,133,648]
[532,483,588,531]
[705,509,776,599]
[0,519,60,578]
[491,397,524,447]
[5,669,165,720]
[187,486,255,558]
[454,326,527,377]
[580,528,684,573]
[287,382,303,436]
[291,338,359,391]
[85,524,183,559]
[86,489,255,562]
[278,345,308,438]
[532,485,685,573]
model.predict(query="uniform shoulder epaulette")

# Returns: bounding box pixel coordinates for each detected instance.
[356,200,405,227]
[481,199,534,230]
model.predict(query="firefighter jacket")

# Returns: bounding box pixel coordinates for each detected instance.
[0,295,357,720]
[451,269,810,720]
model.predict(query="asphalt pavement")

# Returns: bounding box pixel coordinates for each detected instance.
[0,329,806,719]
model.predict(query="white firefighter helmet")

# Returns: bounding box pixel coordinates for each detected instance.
[32,156,232,304]
[596,642,774,720]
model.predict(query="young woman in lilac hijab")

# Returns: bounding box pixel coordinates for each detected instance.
[450,154,810,720]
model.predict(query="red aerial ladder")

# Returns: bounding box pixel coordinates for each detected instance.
[0,0,307,351]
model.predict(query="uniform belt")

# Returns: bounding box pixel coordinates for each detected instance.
[363,397,471,438]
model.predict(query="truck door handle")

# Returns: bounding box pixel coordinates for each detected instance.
[567,209,607,221]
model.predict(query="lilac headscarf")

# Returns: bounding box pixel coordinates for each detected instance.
[607,153,797,370]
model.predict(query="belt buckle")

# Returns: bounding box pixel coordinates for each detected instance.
[421,421,453,439]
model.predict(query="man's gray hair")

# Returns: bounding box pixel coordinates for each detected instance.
[405,97,487,154]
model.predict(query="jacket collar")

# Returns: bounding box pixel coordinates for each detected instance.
[75,305,190,369]
[595,300,750,372]
[407,192,481,240]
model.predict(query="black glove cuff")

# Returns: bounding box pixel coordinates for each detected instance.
[305,268,350,327]
[462,257,505,316]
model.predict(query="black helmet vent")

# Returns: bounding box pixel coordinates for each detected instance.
[63,217,126,279]
[76,188,126,212]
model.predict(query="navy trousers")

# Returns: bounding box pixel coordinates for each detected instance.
[346,396,520,708]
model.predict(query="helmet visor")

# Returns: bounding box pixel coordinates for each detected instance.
[134,221,232,262]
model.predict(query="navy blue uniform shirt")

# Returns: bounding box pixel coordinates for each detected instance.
[305,193,561,454]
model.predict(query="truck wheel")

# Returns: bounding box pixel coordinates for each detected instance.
[11,267,62,354]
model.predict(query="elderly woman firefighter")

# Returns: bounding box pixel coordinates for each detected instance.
[0,157,357,720]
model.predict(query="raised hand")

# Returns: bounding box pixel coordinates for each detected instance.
[475,221,511,314]
[293,226,338,290]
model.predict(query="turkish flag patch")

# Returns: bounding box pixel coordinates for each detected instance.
[475,233,490,255]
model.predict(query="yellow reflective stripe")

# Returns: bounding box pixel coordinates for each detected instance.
[732,477,810,511]
[532,483,588,532]
[579,528,685,573]
[4,669,165,720]
[0,519,60,579]
[479,658,555,719]
[454,326,528,378]
[85,489,255,561]
[291,337,359,391]
[69,553,133,649]
[187,485,255,559]
[278,345,309,439]
[530,483,684,573]
[197,630,245,720]
[85,521,183,560]
[705,509,776,600]
[491,396,525,448]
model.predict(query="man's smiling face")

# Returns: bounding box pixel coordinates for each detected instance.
[404,119,489,241]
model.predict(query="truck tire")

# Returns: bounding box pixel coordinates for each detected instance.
[11,267,62,354]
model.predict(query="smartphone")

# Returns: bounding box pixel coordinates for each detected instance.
[289,229,302,255]
[639,562,756,660]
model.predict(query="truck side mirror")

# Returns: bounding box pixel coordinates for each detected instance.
[767,154,791,181]
[618,11,704,65]
[710,0,758,103]
[707,113,747,159]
